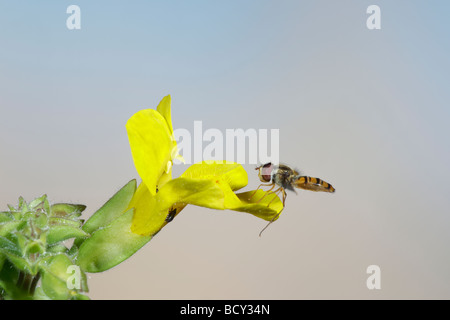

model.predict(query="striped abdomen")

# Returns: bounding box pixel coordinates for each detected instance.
[294,176,335,193]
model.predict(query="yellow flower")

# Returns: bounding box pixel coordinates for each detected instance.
[126,95,283,236]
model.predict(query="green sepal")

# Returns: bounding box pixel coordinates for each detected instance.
[12,232,28,256]
[28,194,49,212]
[34,214,48,229]
[77,208,150,273]
[7,204,21,220]
[82,179,137,235]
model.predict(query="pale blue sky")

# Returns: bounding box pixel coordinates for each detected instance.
[1,1,450,299]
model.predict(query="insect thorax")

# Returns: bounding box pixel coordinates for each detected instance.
[272,165,296,191]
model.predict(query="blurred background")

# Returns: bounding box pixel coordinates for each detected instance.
[1,0,449,299]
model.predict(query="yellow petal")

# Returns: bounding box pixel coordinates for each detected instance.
[178,161,282,220]
[233,190,284,221]
[181,161,248,191]
[129,162,284,236]
[156,95,174,135]
[156,95,184,164]
[130,179,227,236]
[129,183,163,236]
[156,178,228,212]
[126,109,173,196]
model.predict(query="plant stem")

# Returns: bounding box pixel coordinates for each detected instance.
[16,271,40,298]
[17,271,25,288]
[29,273,40,296]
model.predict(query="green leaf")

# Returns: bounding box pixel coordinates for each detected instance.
[0,212,14,223]
[0,236,22,257]
[10,210,22,221]
[0,251,31,274]
[71,293,90,300]
[0,260,22,299]
[33,287,51,300]
[82,179,136,235]
[0,254,5,272]
[48,217,82,228]
[50,203,86,218]
[0,221,25,237]
[47,243,69,254]
[77,209,150,273]
[0,236,34,274]
[46,226,89,245]
[40,254,88,300]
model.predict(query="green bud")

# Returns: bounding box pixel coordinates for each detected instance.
[25,240,45,255]
[46,226,89,246]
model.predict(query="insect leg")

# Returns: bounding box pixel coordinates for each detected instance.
[257,185,283,204]
[281,188,287,206]
[266,187,284,207]
[259,210,283,237]
[255,185,279,203]
[248,183,274,200]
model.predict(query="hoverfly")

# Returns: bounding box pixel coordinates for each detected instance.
[250,162,335,236]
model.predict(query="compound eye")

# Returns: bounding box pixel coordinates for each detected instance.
[260,162,273,182]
